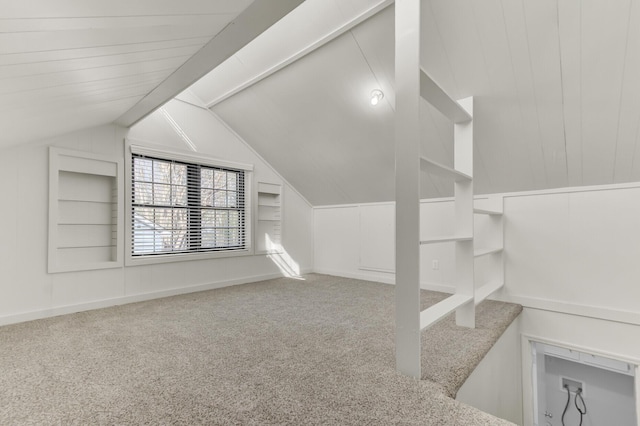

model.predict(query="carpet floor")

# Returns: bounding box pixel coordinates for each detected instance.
[0,274,521,425]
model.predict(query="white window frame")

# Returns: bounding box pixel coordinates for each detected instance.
[125,141,253,266]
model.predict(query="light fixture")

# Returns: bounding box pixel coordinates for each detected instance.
[370,89,384,106]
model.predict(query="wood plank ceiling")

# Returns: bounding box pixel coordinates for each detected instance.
[192,0,640,205]
[0,0,254,147]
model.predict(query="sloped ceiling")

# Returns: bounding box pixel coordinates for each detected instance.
[191,0,640,205]
[0,0,256,147]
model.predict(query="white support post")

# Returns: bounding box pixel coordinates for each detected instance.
[454,97,475,327]
[395,0,422,379]
[495,197,505,293]
[635,365,640,425]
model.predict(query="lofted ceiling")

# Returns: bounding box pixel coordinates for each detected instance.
[3,0,639,206]
[0,0,302,148]
[187,0,640,205]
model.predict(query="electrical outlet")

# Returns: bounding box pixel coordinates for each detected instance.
[561,377,585,395]
[432,260,439,270]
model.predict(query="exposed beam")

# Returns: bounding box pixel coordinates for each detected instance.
[420,69,472,123]
[114,0,304,128]
[205,0,394,108]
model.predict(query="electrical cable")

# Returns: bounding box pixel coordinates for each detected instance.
[575,388,587,426]
[561,384,571,426]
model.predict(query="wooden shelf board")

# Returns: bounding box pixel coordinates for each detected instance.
[420,235,473,245]
[474,247,503,258]
[420,156,471,182]
[420,293,473,330]
[473,207,503,216]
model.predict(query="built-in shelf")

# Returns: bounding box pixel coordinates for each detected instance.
[474,247,503,258]
[48,147,123,273]
[420,235,473,245]
[473,207,503,216]
[256,182,282,254]
[420,156,471,182]
[475,280,504,305]
[420,294,474,330]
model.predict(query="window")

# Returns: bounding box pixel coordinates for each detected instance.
[131,152,247,257]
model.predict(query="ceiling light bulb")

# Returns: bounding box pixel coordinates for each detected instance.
[370,89,384,106]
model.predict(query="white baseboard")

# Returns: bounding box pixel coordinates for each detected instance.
[311,268,456,294]
[420,281,455,294]
[0,270,312,327]
[312,268,395,285]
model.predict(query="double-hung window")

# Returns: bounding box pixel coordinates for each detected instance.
[128,146,251,260]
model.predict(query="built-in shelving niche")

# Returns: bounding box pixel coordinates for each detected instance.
[48,148,123,273]
[255,182,282,255]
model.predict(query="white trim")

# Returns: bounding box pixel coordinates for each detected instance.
[124,139,255,266]
[312,268,457,294]
[130,143,253,171]
[312,268,394,285]
[174,89,209,109]
[358,266,395,274]
[509,295,640,326]
[522,333,640,366]
[314,203,365,210]
[313,197,491,210]
[126,248,255,267]
[521,335,536,426]
[0,270,313,328]
[312,182,640,210]
[636,365,640,426]
[421,281,456,294]
[500,181,640,199]
[174,96,212,111]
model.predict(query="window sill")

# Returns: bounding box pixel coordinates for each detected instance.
[125,247,253,267]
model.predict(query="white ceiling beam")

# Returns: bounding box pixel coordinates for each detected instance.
[114,0,304,128]
[419,69,472,124]
[205,0,394,109]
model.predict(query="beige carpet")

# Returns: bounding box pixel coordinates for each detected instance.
[0,274,521,425]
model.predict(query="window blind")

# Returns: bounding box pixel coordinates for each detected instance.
[131,153,246,256]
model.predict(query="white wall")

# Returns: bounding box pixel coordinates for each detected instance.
[456,318,523,424]
[504,186,640,324]
[313,198,493,293]
[0,99,313,325]
[314,184,640,324]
